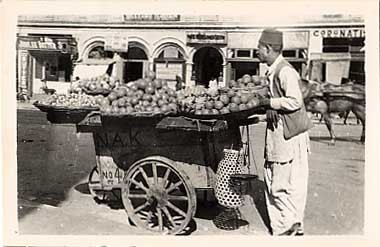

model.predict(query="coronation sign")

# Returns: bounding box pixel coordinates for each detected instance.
[313,28,365,38]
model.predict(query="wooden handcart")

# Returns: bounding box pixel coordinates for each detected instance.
[76,111,260,235]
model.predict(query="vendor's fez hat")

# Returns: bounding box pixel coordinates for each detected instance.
[259,28,283,48]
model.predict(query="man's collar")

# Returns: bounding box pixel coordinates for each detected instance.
[267,54,284,75]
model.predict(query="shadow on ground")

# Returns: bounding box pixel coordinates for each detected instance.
[309,135,363,145]
[246,179,271,231]
[17,109,96,220]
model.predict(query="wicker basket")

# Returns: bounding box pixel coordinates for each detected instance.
[33,101,99,124]
[214,149,244,209]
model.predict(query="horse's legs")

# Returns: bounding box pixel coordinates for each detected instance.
[352,104,365,143]
[323,113,336,145]
[343,110,350,125]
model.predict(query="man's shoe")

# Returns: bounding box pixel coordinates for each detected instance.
[279,223,301,236]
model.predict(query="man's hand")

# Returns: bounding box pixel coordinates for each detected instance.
[266,109,279,131]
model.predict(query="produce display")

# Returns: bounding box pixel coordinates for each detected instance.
[69,73,119,95]
[178,85,267,116]
[39,93,99,109]
[228,74,267,89]
[35,70,270,121]
[99,71,179,116]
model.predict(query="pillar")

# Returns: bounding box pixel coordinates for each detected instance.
[220,62,228,87]
[185,62,195,87]
[19,50,29,94]
[148,57,154,71]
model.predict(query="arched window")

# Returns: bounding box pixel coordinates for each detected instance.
[157,45,184,60]
[87,45,114,59]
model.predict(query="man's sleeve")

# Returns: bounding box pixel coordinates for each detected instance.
[270,66,303,111]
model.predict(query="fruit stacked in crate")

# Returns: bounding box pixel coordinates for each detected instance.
[178,85,269,116]
[99,71,178,116]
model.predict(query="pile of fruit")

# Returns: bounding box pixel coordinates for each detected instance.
[69,73,119,94]
[40,93,99,109]
[37,70,270,119]
[178,85,265,116]
[228,74,267,89]
[98,71,179,115]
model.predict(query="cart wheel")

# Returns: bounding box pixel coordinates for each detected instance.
[88,166,106,201]
[121,156,196,235]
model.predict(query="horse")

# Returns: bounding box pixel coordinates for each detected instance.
[299,79,365,145]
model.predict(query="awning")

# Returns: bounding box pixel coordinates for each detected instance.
[228,31,309,49]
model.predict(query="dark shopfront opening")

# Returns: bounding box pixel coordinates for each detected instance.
[32,51,72,82]
[121,46,148,83]
[124,62,143,82]
[349,61,365,84]
[193,47,223,87]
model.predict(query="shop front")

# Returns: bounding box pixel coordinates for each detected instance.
[17,15,365,91]
[227,30,309,82]
[187,32,227,87]
[17,35,77,96]
[74,33,187,87]
[74,35,151,84]
[308,27,365,84]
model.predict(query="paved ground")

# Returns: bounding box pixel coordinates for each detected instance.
[15,103,364,236]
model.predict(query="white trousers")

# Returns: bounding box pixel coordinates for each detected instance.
[264,137,309,235]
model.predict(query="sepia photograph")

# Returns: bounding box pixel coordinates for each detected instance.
[1,0,380,246]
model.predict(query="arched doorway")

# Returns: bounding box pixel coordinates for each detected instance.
[193,47,223,87]
[121,46,148,83]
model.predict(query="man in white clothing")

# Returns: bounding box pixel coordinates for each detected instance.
[257,28,312,236]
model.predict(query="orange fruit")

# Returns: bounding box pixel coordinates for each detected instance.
[231,96,241,105]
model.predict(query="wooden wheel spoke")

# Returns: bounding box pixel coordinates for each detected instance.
[138,167,151,187]
[167,195,188,201]
[133,202,150,213]
[152,162,158,185]
[166,181,183,193]
[173,216,184,221]
[161,168,171,188]
[128,194,148,199]
[130,179,149,193]
[162,206,177,227]
[166,201,187,218]
[157,207,164,232]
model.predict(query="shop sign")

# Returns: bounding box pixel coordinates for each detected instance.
[123,14,180,22]
[18,37,57,50]
[105,34,128,52]
[313,28,365,38]
[17,36,76,53]
[187,32,227,45]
